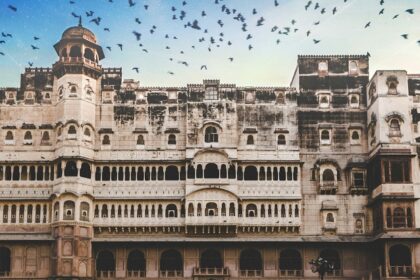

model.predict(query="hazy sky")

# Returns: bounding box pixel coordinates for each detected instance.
[0,0,419,87]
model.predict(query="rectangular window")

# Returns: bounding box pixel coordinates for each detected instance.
[382,159,411,183]
[353,172,364,188]
[205,87,218,100]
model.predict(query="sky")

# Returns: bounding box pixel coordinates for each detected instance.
[0,0,420,87]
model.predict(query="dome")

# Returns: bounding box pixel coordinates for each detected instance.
[61,25,97,44]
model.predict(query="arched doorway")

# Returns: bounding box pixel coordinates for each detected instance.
[239,249,262,277]
[200,249,223,269]
[279,249,302,276]
[160,250,183,277]
[96,250,115,278]
[320,249,341,276]
[0,247,11,276]
[389,244,412,276]
[204,163,219,178]
[127,250,146,277]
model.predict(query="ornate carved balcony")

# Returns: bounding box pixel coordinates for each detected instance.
[160,270,183,278]
[389,265,412,277]
[319,181,337,195]
[349,186,368,195]
[239,270,262,277]
[126,270,146,278]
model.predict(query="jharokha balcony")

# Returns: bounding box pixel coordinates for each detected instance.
[319,180,337,194]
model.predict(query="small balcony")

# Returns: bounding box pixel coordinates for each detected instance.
[97,270,115,279]
[193,267,229,276]
[239,270,262,277]
[160,270,183,278]
[127,270,146,278]
[319,181,337,195]
[278,269,303,277]
[349,185,368,195]
[389,265,412,277]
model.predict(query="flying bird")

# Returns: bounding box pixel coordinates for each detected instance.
[71,12,80,18]
[257,17,265,26]
[305,1,312,10]
[405,9,414,14]
[135,18,141,24]
[274,0,279,7]
[248,44,253,50]
[392,14,399,19]
[228,57,234,62]
[86,11,94,17]
[313,39,321,44]
[200,65,207,70]
[8,5,17,12]
[31,45,39,50]
[0,40,5,44]
[0,52,4,56]
[401,34,408,39]
[104,27,110,32]
[201,11,206,16]
[106,46,111,51]
[379,8,384,15]
[314,21,320,25]
[332,7,337,15]
[133,31,141,40]
[168,71,174,75]
[144,5,149,10]
[90,17,101,25]
[364,22,371,28]
[128,0,135,7]
[28,62,33,66]
[314,2,320,10]
[33,36,40,40]
[252,8,257,15]
[132,67,139,73]
[380,0,384,5]
[117,43,123,51]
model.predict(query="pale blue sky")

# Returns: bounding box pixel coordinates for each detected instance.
[0,0,419,87]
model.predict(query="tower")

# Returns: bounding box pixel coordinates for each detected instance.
[50,22,104,279]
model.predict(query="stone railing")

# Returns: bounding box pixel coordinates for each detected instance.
[193,267,229,276]
[127,270,146,278]
[239,269,263,277]
[278,269,303,277]
[389,265,412,277]
[96,270,115,278]
[159,270,183,278]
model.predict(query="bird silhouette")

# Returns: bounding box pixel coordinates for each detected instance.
[71,12,80,18]
[379,8,384,15]
[135,18,141,24]
[305,1,312,10]
[132,67,139,73]
[276,39,281,44]
[117,43,123,51]
[321,8,325,14]
[171,6,176,12]
[200,65,207,70]
[8,5,17,12]
[142,49,148,53]
[367,51,371,57]
[228,57,234,62]
[104,27,110,32]
[31,45,39,50]
[248,44,253,50]
[314,2,320,9]
[252,8,257,15]
[0,40,5,44]
[182,1,187,5]
[191,20,201,30]
[201,11,206,16]
[144,5,149,10]
[306,30,311,36]
[314,21,320,25]
[401,34,408,39]
[0,52,5,56]
[133,31,141,41]
[313,39,321,44]
[246,34,252,40]
[106,46,111,51]
[380,0,384,5]
[217,20,224,27]
[392,14,399,19]
[405,9,414,14]
[168,71,174,75]
[332,7,337,14]
[28,62,33,66]
[364,22,371,28]
[128,0,135,7]
[274,0,279,6]
[33,36,40,40]
[86,11,94,17]
[257,17,265,26]
[90,17,101,25]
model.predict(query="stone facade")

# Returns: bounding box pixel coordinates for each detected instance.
[0,25,419,280]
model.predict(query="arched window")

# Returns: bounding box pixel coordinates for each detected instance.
[277,134,286,145]
[319,249,341,271]
[80,202,90,221]
[68,125,77,135]
[165,166,179,180]
[386,207,392,228]
[84,128,91,137]
[393,207,406,228]
[387,76,399,95]
[102,135,110,145]
[5,131,13,140]
[351,131,360,140]
[205,202,218,216]
[41,131,50,143]
[0,247,11,276]
[61,48,68,57]
[96,250,115,276]
[166,204,177,217]
[240,249,262,274]
[127,250,146,276]
[246,204,257,217]
[205,126,218,143]
[349,60,358,75]
[204,163,219,178]
[137,135,145,145]
[200,249,223,268]
[389,245,412,277]
[160,250,183,275]
[350,95,358,104]
[168,134,176,145]
[63,201,75,220]
[246,135,254,145]
[322,169,335,182]
[326,213,334,222]
[64,161,78,177]
[24,131,32,140]
[69,45,82,57]
[318,61,328,72]
[320,96,329,104]
[70,86,77,94]
[80,162,91,178]
[389,119,401,135]
[84,48,95,61]
[244,166,258,180]
[187,165,195,179]
[279,249,302,273]
[321,130,330,140]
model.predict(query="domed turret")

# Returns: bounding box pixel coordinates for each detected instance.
[53,21,104,79]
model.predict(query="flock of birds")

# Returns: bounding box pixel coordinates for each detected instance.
[0,0,418,76]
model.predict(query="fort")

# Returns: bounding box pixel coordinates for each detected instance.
[0,24,418,279]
